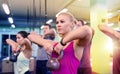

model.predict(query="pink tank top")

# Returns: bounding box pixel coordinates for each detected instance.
[52,41,80,74]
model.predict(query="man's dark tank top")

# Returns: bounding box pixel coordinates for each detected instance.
[79,41,92,68]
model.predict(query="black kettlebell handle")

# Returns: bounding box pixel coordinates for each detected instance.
[46,43,64,71]
[52,47,64,60]
[47,43,64,60]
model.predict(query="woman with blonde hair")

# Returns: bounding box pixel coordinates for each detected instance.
[28,12,93,74]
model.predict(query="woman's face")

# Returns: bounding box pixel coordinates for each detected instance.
[16,33,24,45]
[56,14,74,37]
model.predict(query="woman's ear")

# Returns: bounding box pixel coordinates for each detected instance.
[71,21,75,29]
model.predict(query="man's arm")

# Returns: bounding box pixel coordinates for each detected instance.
[6,39,18,52]
[28,32,55,52]
[98,24,120,40]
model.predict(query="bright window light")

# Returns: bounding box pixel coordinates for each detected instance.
[2,3,10,15]
[107,13,113,18]
[107,23,114,27]
[8,17,13,24]
[90,58,92,67]
[118,10,120,12]
[84,21,87,24]
[106,37,113,55]
[110,61,113,66]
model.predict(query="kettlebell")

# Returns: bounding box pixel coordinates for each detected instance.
[46,49,64,71]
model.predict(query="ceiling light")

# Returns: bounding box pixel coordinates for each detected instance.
[56,8,68,17]
[8,17,13,24]
[11,24,15,28]
[78,0,82,1]
[46,19,53,24]
[40,25,44,29]
[2,3,10,15]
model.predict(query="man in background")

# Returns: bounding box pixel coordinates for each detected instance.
[36,23,56,74]
[77,20,94,74]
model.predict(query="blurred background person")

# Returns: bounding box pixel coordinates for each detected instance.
[98,24,120,74]
[6,31,32,74]
[28,12,93,74]
[76,19,94,74]
[35,23,56,74]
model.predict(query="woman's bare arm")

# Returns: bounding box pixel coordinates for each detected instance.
[6,39,18,52]
[21,38,32,51]
[62,25,93,46]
